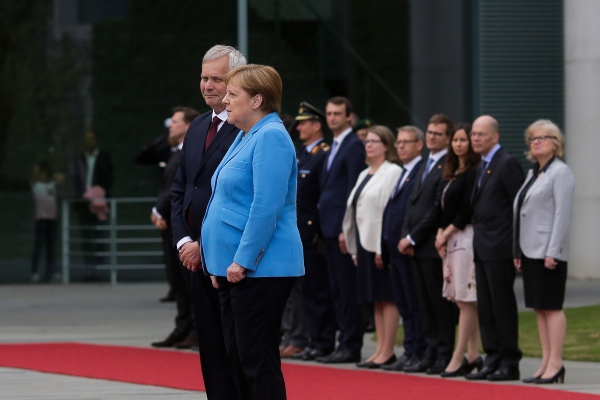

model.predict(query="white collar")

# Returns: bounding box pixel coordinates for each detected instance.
[333,127,353,145]
[212,109,228,122]
[428,148,448,163]
[402,155,423,173]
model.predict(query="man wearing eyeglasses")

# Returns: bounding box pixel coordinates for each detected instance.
[398,114,458,375]
[466,115,524,381]
[380,126,427,372]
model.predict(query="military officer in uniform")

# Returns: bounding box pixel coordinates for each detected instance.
[289,102,338,361]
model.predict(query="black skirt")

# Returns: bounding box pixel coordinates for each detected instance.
[521,255,567,310]
[355,228,393,303]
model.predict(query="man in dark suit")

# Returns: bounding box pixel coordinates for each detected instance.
[135,120,179,302]
[171,45,246,400]
[70,130,113,267]
[398,114,457,375]
[380,125,427,372]
[316,96,366,364]
[286,102,337,361]
[150,107,200,349]
[465,115,524,381]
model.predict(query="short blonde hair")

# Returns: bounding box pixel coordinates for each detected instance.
[224,64,282,113]
[524,119,565,161]
[366,125,400,165]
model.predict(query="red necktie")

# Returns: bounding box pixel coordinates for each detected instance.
[204,116,220,150]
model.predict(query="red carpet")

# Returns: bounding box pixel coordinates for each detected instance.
[0,343,596,399]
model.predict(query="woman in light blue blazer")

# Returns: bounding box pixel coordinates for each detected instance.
[513,120,575,385]
[201,64,304,400]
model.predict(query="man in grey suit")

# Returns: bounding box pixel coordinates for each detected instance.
[466,115,524,381]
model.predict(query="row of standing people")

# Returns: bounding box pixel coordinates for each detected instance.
[287,104,574,385]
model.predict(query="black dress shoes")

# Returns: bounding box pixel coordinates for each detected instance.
[151,334,180,348]
[317,349,361,364]
[465,365,496,380]
[403,357,433,373]
[292,347,313,360]
[381,354,411,372]
[174,333,199,349]
[301,348,330,361]
[487,366,520,381]
[426,358,450,375]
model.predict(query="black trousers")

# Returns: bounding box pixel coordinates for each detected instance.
[217,276,296,400]
[322,238,364,353]
[474,257,522,368]
[280,276,310,349]
[389,254,426,358]
[410,258,457,362]
[301,240,336,352]
[163,230,194,340]
[31,219,57,275]
[190,270,239,400]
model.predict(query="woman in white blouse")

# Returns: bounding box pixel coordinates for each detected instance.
[343,125,403,368]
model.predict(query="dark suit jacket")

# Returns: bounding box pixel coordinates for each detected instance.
[401,154,446,259]
[297,142,329,244]
[171,112,239,244]
[72,149,114,197]
[318,132,366,240]
[155,149,180,225]
[471,147,524,261]
[381,159,423,265]
[134,133,171,167]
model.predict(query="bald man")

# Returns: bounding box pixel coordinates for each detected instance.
[466,116,524,381]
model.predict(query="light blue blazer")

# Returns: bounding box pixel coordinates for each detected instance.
[201,112,305,278]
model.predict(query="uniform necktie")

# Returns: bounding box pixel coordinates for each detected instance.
[421,157,435,183]
[204,116,220,150]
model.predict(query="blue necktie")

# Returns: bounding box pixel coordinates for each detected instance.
[478,160,489,187]
[326,140,339,171]
[421,157,435,183]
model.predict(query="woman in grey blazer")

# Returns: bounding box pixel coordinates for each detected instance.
[513,120,575,385]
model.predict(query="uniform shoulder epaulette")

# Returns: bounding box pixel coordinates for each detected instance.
[318,142,330,152]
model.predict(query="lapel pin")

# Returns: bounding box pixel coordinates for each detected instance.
[437,165,441,169]
[487,170,491,174]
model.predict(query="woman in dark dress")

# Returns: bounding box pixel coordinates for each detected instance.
[513,120,575,384]
[342,125,402,368]
[435,123,483,377]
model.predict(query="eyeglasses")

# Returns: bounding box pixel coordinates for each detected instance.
[395,140,418,146]
[364,139,382,145]
[426,130,445,137]
[527,135,555,144]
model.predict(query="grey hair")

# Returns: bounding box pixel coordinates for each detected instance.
[203,45,247,70]
[397,125,424,142]
[524,119,565,161]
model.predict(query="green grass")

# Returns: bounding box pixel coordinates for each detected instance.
[391,304,600,362]
[519,304,600,362]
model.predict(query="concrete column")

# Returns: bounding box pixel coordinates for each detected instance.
[565,0,600,278]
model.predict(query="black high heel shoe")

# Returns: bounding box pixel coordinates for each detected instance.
[366,354,397,369]
[522,375,542,383]
[465,356,483,374]
[440,358,467,377]
[535,366,565,384]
